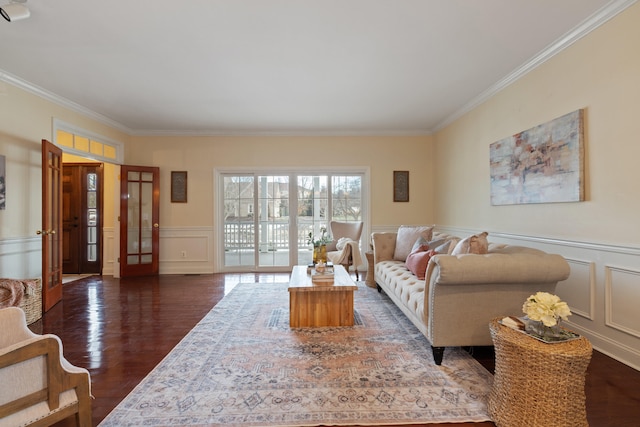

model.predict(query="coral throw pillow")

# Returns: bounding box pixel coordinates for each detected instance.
[406,248,437,280]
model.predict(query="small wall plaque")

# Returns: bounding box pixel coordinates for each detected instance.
[393,171,409,202]
[171,171,188,203]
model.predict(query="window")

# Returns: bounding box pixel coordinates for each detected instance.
[219,170,366,271]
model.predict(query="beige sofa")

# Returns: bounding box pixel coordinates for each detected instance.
[372,230,570,365]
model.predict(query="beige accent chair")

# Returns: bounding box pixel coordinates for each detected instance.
[326,221,364,280]
[0,307,92,427]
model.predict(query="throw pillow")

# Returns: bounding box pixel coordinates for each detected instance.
[451,232,489,255]
[406,248,437,280]
[411,236,431,253]
[393,225,435,261]
[433,239,456,255]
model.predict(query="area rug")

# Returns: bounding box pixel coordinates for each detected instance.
[99,282,493,426]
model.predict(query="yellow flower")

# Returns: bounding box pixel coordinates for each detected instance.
[522,292,571,327]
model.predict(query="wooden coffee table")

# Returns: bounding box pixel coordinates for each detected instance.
[288,264,358,327]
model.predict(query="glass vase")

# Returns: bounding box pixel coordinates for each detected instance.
[318,244,327,264]
[525,320,564,341]
[312,244,328,264]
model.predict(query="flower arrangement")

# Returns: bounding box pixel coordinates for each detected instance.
[522,292,571,327]
[307,226,332,247]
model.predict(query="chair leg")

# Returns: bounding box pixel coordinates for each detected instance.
[76,379,92,427]
[355,268,359,281]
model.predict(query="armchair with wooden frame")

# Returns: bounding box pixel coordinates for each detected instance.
[326,221,364,280]
[0,307,92,427]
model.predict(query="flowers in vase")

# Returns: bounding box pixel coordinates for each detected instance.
[522,292,571,327]
[307,226,332,247]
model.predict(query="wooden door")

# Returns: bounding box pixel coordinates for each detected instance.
[41,140,63,311]
[63,163,103,274]
[119,165,160,277]
[62,165,80,273]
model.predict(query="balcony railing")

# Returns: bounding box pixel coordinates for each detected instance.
[224,221,314,250]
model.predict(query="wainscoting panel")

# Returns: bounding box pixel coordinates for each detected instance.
[158,227,214,275]
[605,265,640,339]
[560,258,596,321]
[102,227,115,276]
[374,225,640,371]
[0,236,41,279]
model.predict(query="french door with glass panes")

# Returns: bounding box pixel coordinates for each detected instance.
[221,172,363,271]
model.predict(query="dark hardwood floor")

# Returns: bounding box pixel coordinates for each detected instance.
[30,273,640,427]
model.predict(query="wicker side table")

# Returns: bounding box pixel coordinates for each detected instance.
[488,318,592,427]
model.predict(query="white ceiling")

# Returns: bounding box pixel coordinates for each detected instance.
[0,0,632,136]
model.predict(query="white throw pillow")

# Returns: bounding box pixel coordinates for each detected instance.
[393,225,434,261]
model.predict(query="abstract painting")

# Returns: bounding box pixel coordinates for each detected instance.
[490,109,584,205]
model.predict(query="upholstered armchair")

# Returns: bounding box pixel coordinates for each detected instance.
[0,307,92,427]
[326,221,364,280]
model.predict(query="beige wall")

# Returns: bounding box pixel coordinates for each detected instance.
[127,135,435,227]
[433,3,640,246]
[0,84,128,241]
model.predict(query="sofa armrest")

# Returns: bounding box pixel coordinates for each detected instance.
[426,248,570,286]
[371,232,397,263]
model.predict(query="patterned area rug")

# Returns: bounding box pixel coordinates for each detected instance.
[99,282,493,426]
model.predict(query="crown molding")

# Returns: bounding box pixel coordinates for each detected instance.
[127,128,433,137]
[432,0,638,133]
[0,69,133,134]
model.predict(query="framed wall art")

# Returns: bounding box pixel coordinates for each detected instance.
[171,171,188,203]
[0,154,5,210]
[393,170,409,202]
[490,109,585,205]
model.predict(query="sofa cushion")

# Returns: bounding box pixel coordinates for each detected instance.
[393,225,434,261]
[451,232,489,255]
[406,248,437,280]
[374,260,426,321]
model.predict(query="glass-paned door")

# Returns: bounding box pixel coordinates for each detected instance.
[119,165,160,277]
[297,175,328,266]
[41,139,63,311]
[258,176,289,267]
[221,171,364,271]
[223,175,291,268]
[223,175,255,268]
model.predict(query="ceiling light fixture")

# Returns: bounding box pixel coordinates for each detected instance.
[1,0,30,22]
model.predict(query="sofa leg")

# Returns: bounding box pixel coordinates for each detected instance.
[431,346,445,365]
[376,284,382,293]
